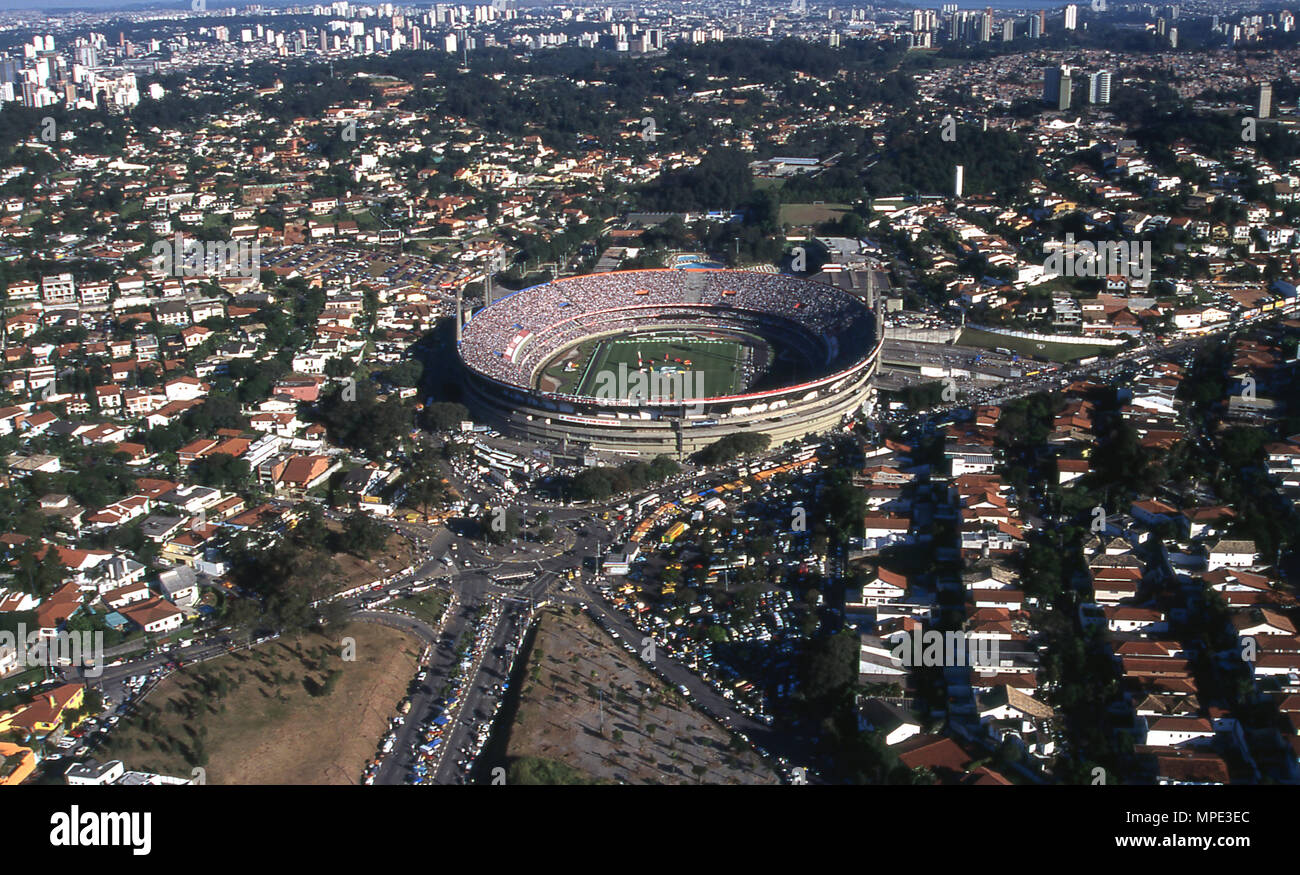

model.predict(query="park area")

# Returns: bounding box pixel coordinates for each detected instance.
[501,606,777,785]
[98,621,421,784]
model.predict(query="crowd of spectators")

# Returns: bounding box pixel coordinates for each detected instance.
[459,269,875,390]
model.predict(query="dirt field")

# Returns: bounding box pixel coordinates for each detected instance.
[99,621,421,784]
[779,202,852,226]
[505,606,778,785]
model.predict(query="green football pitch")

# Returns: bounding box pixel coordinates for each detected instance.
[543,333,754,399]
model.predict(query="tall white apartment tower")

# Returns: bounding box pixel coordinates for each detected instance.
[1258,82,1274,119]
[1089,70,1111,104]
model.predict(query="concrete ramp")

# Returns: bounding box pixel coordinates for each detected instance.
[681,270,706,305]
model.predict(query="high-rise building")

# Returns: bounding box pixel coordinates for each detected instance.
[1064,4,1078,30]
[1003,20,1015,41]
[1089,70,1111,104]
[951,10,968,41]
[1168,27,1177,48]
[1031,10,1046,38]
[979,12,992,41]
[1044,65,1071,110]
[1258,82,1273,119]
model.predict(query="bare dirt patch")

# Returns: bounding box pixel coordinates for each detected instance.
[328,530,416,593]
[505,606,777,785]
[99,621,420,784]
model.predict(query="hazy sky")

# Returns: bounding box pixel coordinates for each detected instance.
[0,0,203,9]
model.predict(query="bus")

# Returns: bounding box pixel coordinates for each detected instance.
[662,521,688,544]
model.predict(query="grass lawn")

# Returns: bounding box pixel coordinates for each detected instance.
[958,327,1116,363]
[0,666,45,708]
[578,335,749,398]
[97,621,421,784]
[391,589,450,626]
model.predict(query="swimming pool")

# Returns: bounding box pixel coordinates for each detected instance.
[672,255,724,269]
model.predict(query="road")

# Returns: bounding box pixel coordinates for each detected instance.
[48,315,1254,783]
[426,596,525,784]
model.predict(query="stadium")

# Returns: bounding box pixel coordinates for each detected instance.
[457,269,882,457]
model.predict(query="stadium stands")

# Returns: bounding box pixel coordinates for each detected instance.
[459,269,874,393]
[457,269,881,457]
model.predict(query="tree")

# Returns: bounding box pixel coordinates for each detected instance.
[337,512,388,558]
[319,600,350,628]
[480,507,522,545]
[183,393,248,433]
[422,401,470,432]
[318,380,412,458]
[190,453,251,491]
[16,543,68,597]
[405,469,447,518]
[798,630,859,708]
[386,359,424,388]
[694,432,770,466]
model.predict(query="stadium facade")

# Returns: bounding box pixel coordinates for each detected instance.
[457,269,882,457]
